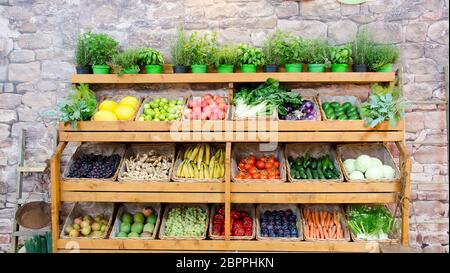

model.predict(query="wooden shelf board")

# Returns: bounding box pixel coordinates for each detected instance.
[59,120,404,132]
[59,191,396,203]
[71,72,395,84]
[61,181,400,193]
[59,131,404,142]
[57,239,380,252]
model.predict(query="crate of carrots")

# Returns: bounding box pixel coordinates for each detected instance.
[300,205,350,241]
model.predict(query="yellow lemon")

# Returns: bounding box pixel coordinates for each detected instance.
[119,96,139,110]
[114,105,135,120]
[99,100,118,112]
[93,111,118,121]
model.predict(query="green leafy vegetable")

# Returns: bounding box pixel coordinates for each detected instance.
[233,78,302,118]
[366,44,400,71]
[59,83,97,128]
[138,47,165,66]
[347,204,396,241]
[111,49,140,74]
[330,44,352,64]
[278,33,306,65]
[361,81,407,128]
[237,44,264,66]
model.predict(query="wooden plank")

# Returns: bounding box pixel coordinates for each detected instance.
[50,142,67,253]
[71,72,395,84]
[59,191,395,204]
[59,120,404,132]
[230,193,397,204]
[231,182,401,193]
[57,239,380,252]
[60,181,400,193]
[60,192,225,203]
[59,131,404,142]
[396,142,411,246]
[61,181,225,192]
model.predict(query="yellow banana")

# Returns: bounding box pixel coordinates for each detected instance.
[197,144,204,169]
[189,145,199,161]
[182,160,189,178]
[204,164,210,179]
[220,164,225,178]
[204,144,210,166]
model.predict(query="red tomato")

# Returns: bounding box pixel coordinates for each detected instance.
[244,173,252,179]
[275,175,281,179]
[249,167,258,174]
[260,174,268,179]
[244,163,252,170]
[265,161,273,170]
[247,158,255,165]
[274,161,280,168]
[268,170,277,177]
[256,160,265,170]
[267,158,275,164]
[252,173,260,179]
[238,162,245,170]
[275,169,280,175]
[268,174,276,179]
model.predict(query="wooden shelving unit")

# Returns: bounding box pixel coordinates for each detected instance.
[51,72,410,253]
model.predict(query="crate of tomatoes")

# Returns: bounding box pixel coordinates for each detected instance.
[209,204,255,240]
[231,143,287,183]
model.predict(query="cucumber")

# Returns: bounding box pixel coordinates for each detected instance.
[299,169,307,179]
[306,169,313,179]
[317,160,322,171]
[312,170,319,179]
[324,170,332,179]
[317,169,325,179]
[310,159,317,169]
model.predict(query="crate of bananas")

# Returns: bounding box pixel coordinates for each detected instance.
[172,143,225,182]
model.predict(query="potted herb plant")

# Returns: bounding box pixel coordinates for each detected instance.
[214,44,238,73]
[330,44,352,72]
[85,33,119,74]
[279,33,305,73]
[185,31,217,74]
[237,44,263,73]
[170,27,190,73]
[138,48,165,74]
[352,28,374,72]
[111,49,140,75]
[261,31,284,72]
[75,32,92,74]
[304,40,331,72]
[366,44,400,72]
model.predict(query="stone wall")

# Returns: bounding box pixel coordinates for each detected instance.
[0,0,448,252]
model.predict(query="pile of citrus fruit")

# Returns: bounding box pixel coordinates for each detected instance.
[93,96,139,121]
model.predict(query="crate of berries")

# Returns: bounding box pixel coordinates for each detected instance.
[232,143,287,183]
[60,202,114,240]
[256,204,303,241]
[209,204,255,240]
[62,142,126,182]
[110,203,161,240]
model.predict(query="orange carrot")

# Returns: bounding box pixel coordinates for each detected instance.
[323,227,329,239]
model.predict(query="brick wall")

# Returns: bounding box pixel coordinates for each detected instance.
[0,0,448,252]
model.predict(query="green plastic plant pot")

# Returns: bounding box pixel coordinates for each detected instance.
[191,64,207,73]
[377,64,394,72]
[331,64,349,72]
[122,67,140,74]
[307,64,325,72]
[240,64,256,73]
[92,65,110,74]
[217,64,234,73]
[285,64,302,73]
[145,65,162,74]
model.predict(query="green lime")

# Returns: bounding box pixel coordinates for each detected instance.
[342,102,353,110]
[328,113,337,120]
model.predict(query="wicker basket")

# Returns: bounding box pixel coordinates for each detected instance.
[110,203,161,240]
[345,204,400,243]
[171,143,225,183]
[62,143,126,182]
[336,143,401,183]
[118,143,176,182]
[255,204,303,241]
[60,202,114,240]
[208,204,256,240]
[135,94,187,121]
[300,205,350,242]
[284,143,344,183]
[279,96,322,121]
[94,95,143,121]
[159,203,209,240]
[231,143,287,183]
[317,95,363,121]
[183,90,232,120]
